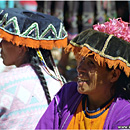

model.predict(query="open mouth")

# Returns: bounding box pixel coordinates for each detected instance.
[77,77,89,82]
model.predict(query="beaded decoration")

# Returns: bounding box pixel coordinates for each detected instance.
[0,8,68,84]
[37,49,63,86]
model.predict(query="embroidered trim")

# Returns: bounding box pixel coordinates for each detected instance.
[65,42,130,77]
[0,10,68,49]
[0,28,68,49]
[0,15,68,40]
[100,34,113,54]
[82,96,113,119]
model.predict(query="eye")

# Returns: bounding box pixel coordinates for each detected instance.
[88,60,95,67]
[90,60,94,64]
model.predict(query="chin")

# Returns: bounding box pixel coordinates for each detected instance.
[77,86,85,94]
[3,62,8,66]
[3,61,11,66]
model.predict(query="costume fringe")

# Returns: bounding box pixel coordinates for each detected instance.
[64,44,82,60]
[0,29,67,49]
[65,44,130,77]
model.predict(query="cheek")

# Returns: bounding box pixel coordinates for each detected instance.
[97,71,109,84]
[1,44,10,56]
[2,49,17,65]
[89,71,98,86]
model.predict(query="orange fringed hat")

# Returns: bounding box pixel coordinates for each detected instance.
[0,8,68,50]
[65,18,130,77]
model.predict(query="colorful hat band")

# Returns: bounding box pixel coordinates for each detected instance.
[0,8,68,49]
[65,29,130,77]
[0,28,67,49]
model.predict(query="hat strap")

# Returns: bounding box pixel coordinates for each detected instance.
[36,49,63,86]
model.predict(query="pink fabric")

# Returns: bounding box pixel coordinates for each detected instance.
[0,64,61,129]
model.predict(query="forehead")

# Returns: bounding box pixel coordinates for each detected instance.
[79,55,96,63]
[78,55,108,70]
[1,40,17,49]
[77,55,95,68]
[1,40,12,44]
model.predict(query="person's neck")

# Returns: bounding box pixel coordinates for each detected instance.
[15,60,29,67]
[87,93,114,111]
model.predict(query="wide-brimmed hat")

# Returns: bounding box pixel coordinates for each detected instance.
[0,8,68,49]
[65,18,130,77]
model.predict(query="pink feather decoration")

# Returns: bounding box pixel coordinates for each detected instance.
[93,18,130,42]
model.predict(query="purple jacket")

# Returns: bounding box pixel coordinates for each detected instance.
[36,82,130,129]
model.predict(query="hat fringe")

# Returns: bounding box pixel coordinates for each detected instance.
[64,44,82,60]
[0,29,67,49]
[65,44,130,77]
[81,47,130,77]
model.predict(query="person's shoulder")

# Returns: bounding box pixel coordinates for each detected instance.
[61,81,77,93]
[55,81,81,110]
[110,97,130,116]
[0,64,30,74]
[0,64,34,81]
[57,81,79,100]
[108,97,130,128]
[115,97,130,109]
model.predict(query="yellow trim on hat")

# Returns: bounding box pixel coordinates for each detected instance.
[65,43,130,77]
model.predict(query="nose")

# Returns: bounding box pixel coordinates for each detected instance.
[77,64,86,77]
[77,58,86,73]
[77,64,82,73]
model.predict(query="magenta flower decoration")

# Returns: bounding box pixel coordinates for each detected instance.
[93,18,130,42]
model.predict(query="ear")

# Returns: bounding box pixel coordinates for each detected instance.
[110,69,121,83]
[18,46,27,54]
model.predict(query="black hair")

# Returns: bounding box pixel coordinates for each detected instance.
[114,70,130,100]
[106,64,130,100]
[23,48,54,104]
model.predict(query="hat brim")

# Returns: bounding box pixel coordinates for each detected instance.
[0,28,67,49]
[65,28,130,77]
